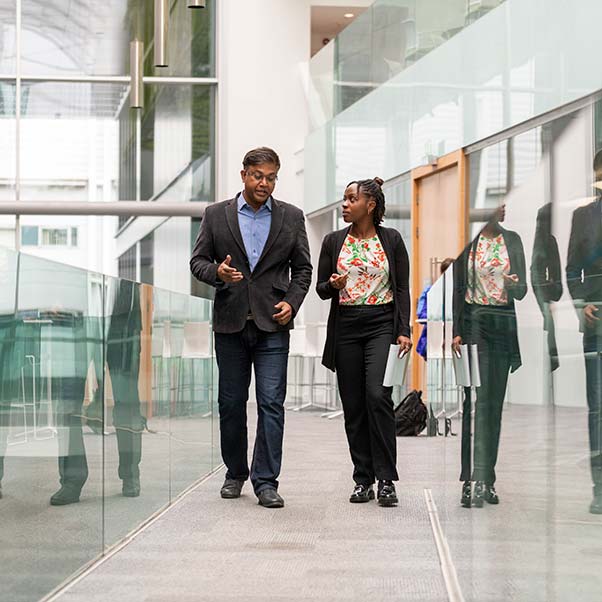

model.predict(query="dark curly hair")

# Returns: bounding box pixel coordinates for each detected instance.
[347,177,385,226]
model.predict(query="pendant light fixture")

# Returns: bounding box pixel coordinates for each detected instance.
[130,40,144,108]
[154,0,169,67]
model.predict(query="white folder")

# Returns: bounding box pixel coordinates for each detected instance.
[452,344,481,387]
[383,344,410,387]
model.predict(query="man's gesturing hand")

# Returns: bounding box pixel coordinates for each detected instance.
[217,255,244,283]
[273,302,293,326]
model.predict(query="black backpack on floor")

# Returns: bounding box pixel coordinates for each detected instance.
[394,390,427,436]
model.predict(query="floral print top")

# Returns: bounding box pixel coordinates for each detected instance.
[466,233,511,305]
[337,234,393,305]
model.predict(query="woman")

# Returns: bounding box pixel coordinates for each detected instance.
[316,178,412,507]
[452,204,526,508]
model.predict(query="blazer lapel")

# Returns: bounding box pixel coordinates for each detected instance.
[225,196,247,258]
[256,197,284,267]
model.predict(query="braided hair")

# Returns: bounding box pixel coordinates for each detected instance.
[355,177,385,226]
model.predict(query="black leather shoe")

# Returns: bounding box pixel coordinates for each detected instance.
[484,484,499,505]
[349,484,375,503]
[377,480,398,507]
[220,479,244,499]
[257,488,284,508]
[461,481,472,508]
[122,478,141,498]
[590,495,602,514]
[50,485,81,506]
[472,481,485,508]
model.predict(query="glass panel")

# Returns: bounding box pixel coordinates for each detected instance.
[306,0,602,215]
[141,84,214,204]
[307,39,334,131]
[103,275,170,548]
[18,80,214,272]
[309,0,507,124]
[1,249,104,600]
[21,225,38,246]
[1,246,217,597]
[0,81,16,248]
[0,2,16,74]
[21,0,215,77]
[168,292,213,498]
[444,99,602,599]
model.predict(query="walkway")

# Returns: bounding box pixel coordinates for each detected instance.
[59,411,448,602]
[56,405,602,601]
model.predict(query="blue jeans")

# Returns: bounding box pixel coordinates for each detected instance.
[583,331,602,495]
[214,322,289,494]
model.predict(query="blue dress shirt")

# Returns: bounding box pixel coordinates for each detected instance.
[237,193,272,272]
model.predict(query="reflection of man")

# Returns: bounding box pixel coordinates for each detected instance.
[531,203,563,372]
[566,150,602,514]
[49,311,89,505]
[50,281,147,505]
[190,147,312,508]
[105,280,146,498]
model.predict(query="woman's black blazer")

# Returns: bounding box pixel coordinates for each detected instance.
[316,225,411,372]
[452,226,527,372]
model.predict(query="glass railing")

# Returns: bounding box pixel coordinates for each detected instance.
[419,93,602,599]
[0,246,217,601]
[308,0,507,130]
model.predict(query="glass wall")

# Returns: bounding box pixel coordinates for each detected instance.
[308,0,506,130]
[0,246,217,601]
[2,1,216,281]
[305,0,602,212]
[424,98,602,599]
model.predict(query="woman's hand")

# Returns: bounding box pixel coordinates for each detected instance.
[329,272,348,290]
[452,336,463,355]
[503,273,519,287]
[396,335,412,357]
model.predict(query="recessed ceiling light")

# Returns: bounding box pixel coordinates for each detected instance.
[344,13,355,19]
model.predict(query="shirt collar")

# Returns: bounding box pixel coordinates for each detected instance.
[238,192,272,212]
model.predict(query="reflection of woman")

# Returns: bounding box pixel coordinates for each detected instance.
[453,205,527,508]
[317,178,411,507]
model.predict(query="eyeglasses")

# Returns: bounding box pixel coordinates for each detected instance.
[246,171,278,184]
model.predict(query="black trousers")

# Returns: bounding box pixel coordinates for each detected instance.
[335,304,399,486]
[214,321,289,494]
[459,308,512,485]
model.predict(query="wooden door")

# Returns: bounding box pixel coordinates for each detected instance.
[410,150,468,391]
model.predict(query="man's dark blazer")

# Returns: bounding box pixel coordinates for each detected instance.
[567,197,602,315]
[453,225,527,372]
[316,225,411,372]
[190,195,312,334]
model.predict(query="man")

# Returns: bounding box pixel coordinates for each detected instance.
[566,150,602,514]
[190,147,312,508]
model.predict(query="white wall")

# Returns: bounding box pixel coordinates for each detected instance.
[216,0,311,210]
